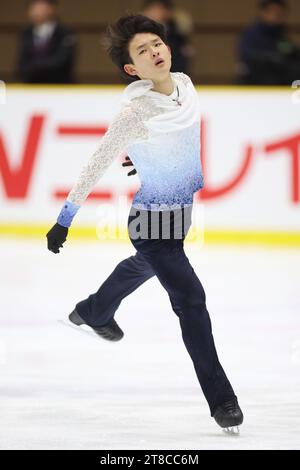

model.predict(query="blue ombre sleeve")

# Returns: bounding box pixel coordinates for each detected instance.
[57,200,81,228]
[53,106,147,228]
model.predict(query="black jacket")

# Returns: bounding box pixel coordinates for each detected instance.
[166,18,191,74]
[16,22,76,83]
[238,20,300,85]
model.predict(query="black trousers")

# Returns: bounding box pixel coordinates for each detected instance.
[76,205,237,416]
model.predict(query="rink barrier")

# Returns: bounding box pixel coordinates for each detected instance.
[6,84,292,92]
[2,85,297,247]
[0,224,299,247]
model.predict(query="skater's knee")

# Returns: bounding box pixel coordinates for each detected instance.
[115,255,153,276]
[171,292,206,314]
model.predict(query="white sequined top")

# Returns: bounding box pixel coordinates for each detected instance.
[57,72,204,227]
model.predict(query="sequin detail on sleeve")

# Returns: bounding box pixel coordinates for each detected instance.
[67,105,149,206]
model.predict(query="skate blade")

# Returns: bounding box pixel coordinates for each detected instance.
[222,426,240,435]
[58,319,100,341]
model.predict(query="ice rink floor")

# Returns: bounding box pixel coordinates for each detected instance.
[0,238,299,450]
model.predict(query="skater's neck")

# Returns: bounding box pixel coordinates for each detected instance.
[149,73,174,96]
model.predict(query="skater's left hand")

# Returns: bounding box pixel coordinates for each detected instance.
[122,156,136,176]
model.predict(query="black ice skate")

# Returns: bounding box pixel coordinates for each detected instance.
[213,398,243,435]
[66,309,124,342]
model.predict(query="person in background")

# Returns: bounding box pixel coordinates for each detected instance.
[141,0,195,75]
[237,0,300,85]
[16,0,76,83]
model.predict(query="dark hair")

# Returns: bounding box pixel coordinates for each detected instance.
[103,13,169,82]
[259,0,287,9]
[142,0,174,9]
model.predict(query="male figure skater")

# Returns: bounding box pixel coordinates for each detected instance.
[46,14,243,433]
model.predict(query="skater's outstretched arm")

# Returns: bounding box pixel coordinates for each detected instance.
[46,105,147,253]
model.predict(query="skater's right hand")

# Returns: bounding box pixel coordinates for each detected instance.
[46,223,68,254]
[122,156,137,176]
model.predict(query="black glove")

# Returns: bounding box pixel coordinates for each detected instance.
[46,223,68,254]
[122,156,137,176]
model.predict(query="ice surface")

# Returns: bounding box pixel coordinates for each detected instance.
[0,238,299,449]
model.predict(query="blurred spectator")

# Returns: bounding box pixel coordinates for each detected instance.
[140,0,195,74]
[237,0,300,85]
[16,0,76,83]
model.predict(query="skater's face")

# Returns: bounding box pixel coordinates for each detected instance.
[124,32,172,81]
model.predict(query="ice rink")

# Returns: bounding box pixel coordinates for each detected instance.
[0,238,299,450]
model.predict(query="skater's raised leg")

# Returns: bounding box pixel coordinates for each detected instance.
[73,250,155,328]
